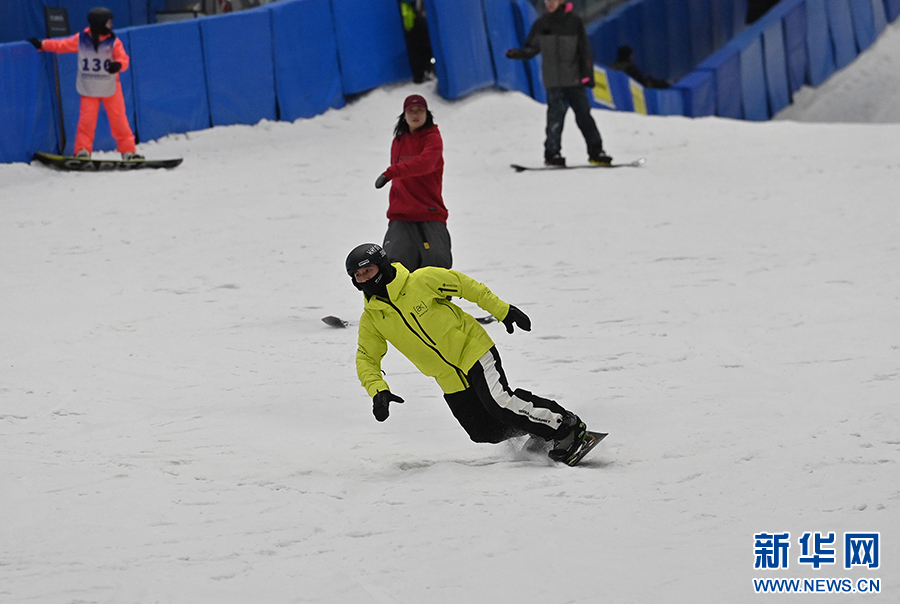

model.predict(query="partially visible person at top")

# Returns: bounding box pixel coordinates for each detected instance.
[505,0,611,167]
[29,7,143,160]
[373,94,451,272]
[345,242,595,465]
[399,0,434,84]
[611,45,671,89]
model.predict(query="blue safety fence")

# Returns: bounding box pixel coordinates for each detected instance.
[0,1,161,45]
[270,0,344,122]
[670,0,895,120]
[483,0,532,93]
[3,0,900,164]
[423,0,496,99]
[201,9,277,128]
[331,0,410,95]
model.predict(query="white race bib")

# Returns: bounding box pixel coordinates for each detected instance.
[76,31,117,97]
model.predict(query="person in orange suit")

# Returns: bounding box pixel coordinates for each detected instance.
[30,7,143,160]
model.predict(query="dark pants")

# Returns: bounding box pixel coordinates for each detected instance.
[383,220,452,272]
[444,347,569,443]
[545,86,604,159]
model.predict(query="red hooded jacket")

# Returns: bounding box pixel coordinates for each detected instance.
[383,125,447,223]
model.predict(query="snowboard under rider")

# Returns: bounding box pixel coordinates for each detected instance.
[346,243,592,464]
[29,7,143,160]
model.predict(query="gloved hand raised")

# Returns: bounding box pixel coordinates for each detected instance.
[107,61,122,74]
[372,390,404,422]
[502,305,531,334]
[375,173,389,189]
[29,38,42,50]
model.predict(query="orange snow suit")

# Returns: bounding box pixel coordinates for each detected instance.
[40,28,136,155]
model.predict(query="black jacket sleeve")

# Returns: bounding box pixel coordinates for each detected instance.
[508,18,542,60]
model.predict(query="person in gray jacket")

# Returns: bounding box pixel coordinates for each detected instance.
[506,0,611,167]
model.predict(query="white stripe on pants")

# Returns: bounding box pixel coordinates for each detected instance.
[475,349,564,433]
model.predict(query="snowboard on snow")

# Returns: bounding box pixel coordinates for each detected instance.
[522,431,608,466]
[322,315,496,328]
[322,315,350,328]
[511,158,645,172]
[562,431,608,467]
[33,151,183,171]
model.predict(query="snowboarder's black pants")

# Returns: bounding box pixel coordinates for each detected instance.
[444,347,568,443]
[383,220,452,272]
[544,86,604,159]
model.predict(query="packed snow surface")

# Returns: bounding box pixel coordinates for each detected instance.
[2,19,898,604]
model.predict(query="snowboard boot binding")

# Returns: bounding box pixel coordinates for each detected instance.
[589,150,613,165]
[544,153,566,167]
[549,412,588,463]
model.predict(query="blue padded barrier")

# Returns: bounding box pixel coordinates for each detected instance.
[0,3,33,45]
[422,0,495,99]
[871,0,888,30]
[738,34,769,120]
[129,20,210,142]
[605,68,636,111]
[781,0,809,93]
[483,0,531,94]
[711,0,740,50]
[673,69,715,117]
[0,0,140,44]
[613,2,645,66]
[646,87,685,116]
[270,0,344,121]
[587,15,620,66]
[200,9,276,127]
[696,43,742,118]
[729,0,749,40]
[805,0,837,85]
[331,0,410,95]
[0,42,57,163]
[827,0,859,69]
[511,0,545,103]
[639,0,670,84]
[848,0,883,51]
[760,15,791,115]
[886,0,900,21]
[688,0,714,67]
[666,1,694,81]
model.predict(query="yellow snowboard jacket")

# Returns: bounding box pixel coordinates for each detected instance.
[355,263,511,396]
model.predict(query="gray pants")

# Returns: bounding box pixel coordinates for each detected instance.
[383,220,452,272]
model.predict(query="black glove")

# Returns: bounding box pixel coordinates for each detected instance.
[375,173,389,189]
[372,390,404,422]
[502,305,531,334]
[107,61,122,74]
[29,38,42,50]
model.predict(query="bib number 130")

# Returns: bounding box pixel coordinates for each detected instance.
[82,58,111,72]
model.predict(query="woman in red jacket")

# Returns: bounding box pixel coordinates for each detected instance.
[30,7,142,160]
[374,94,451,271]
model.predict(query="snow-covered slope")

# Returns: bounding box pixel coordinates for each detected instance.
[1,23,898,604]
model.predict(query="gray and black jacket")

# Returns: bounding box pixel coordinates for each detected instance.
[507,4,594,89]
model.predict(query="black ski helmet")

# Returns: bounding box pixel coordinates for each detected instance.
[88,7,113,32]
[87,7,114,49]
[345,243,395,295]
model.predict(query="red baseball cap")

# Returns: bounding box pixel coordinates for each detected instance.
[403,94,428,111]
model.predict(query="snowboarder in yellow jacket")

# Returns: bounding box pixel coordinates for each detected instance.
[347,243,591,463]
